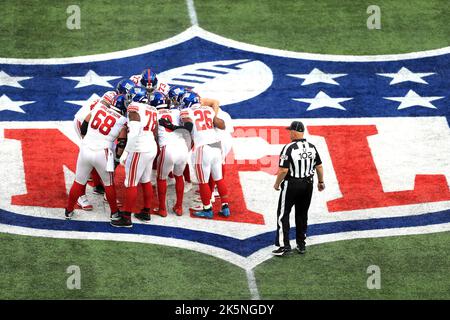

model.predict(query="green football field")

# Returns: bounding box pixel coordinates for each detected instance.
[0,0,449,300]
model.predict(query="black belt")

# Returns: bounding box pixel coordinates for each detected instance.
[286,176,313,183]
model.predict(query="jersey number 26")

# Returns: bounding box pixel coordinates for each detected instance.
[193,109,213,131]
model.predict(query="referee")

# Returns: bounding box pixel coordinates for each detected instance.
[272,121,325,256]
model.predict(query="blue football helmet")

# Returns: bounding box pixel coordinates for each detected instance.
[111,94,128,115]
[168,85,187,107]
[180,92,200,109]
[115,79,135,95]
[149,91,168,109]
[129,86,148,103]
[140,68,158,91]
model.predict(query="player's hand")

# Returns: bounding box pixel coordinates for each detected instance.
[318,182,325,191]
[158,118,175,130]
[274,183,281,191]
[119,150,129,166]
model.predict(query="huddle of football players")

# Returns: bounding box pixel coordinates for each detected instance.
[64,68,234,228]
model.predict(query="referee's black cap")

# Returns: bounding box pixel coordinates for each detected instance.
[286,121,305,132]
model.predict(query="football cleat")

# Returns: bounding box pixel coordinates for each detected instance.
[110,211,121,221]
[219,204,230,217]
[64,209,74,220]
[172,206,183,216]
[76,195,93,211]
[110,213,132,228]
[193,208,213,219]
[93,184,105,195]
[153,208,167,217]
[272,247,291,256]
[296,243,306,254]
[134,208,152,223]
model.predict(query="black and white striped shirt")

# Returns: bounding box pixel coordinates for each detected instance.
[279,139,322,179]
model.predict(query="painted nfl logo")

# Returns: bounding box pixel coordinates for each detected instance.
[0,26,449,270]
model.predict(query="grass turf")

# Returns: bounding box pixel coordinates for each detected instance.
[0,0,190,58]
[196,0,450,54]
[0,232,250,299]
[255,232,450,299]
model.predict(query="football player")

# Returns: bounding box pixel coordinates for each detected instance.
[130,68,171,95]
[72,91,117,210]
[152,91,192,217]
[65,94,128,220]
[111,86,159,228]
[160,92,230,219]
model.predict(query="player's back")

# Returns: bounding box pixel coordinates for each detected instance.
[127,101,158,153]
[157,108,191,148]
[83,102,127,150]
[181,105,219,148]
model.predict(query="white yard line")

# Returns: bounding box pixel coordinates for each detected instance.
[246,269,261,300]
[186,0,199,26]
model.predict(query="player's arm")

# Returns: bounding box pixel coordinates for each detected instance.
[213,113,226,130]
[115,126,127,159]
[201,99,225,129]
[159,112,193,132]
[80,113,92,137]
[200,97,220,114]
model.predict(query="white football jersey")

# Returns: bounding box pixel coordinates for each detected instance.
[129,74,170,95]
[126,102,158,153]
[82,103,127,150]
[74,98,99,122]
[157,108,192,148]
[180,105,219,148]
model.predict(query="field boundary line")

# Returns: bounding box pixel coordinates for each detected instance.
[246,269,260,300]
[186,0,199,26]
